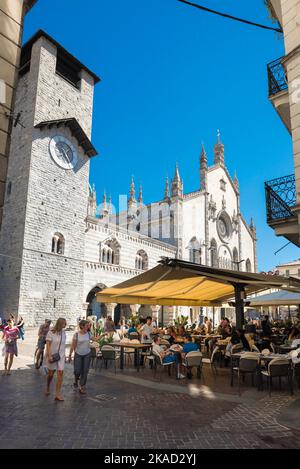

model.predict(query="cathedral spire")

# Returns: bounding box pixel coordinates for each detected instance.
[200,143,207,190]
[174,162,180,181]
[164,175,170,200]
[108,195,112,215]
[138,183,143,204]
[101,190,109,217]
[214,129,225,166]
[129,176,136,203]
[171,163,183,198]
[233,171,239,193]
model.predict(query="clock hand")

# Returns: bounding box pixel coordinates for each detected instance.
[61,146,71,164]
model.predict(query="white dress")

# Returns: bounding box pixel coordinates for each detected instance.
[43,330,66,371]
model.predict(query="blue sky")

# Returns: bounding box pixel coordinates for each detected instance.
[24,0,300,271]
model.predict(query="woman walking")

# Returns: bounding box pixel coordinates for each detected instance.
[2,318,19,375]
[68,320,93,395]
[44,318,67,401]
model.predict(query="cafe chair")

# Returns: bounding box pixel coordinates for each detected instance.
[230,352,259,394]
[202,345,221,374]
[289,349,300,388]
[100,345,120,374]
[152,351,174,380]
[183,351,203,379]
[261,358,293,396]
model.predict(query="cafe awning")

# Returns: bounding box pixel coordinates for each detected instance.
[96,258,300,307]
[249,290,300,307]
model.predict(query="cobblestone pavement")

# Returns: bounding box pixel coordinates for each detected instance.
[0,328,300,449]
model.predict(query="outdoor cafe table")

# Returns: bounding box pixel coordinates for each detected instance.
[109,342,152,372]
[231,352,293,390]
[279,344,298,353]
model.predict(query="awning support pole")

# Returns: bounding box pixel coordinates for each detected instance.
[234,284,245,329]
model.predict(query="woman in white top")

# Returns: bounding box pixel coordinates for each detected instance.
[68,320,94,394]
[44,317,67,401]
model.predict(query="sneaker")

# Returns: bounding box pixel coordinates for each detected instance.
[177,373,186,379]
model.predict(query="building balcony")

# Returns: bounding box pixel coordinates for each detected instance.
[267,57,291,134]
[265,174,300,246]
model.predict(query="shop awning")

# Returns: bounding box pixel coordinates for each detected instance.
[96,258,300,307]
[249,290,300,307]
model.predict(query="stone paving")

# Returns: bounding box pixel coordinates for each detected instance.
[0,328,300,449]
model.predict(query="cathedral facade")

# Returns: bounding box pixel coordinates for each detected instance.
[0,31,257,326]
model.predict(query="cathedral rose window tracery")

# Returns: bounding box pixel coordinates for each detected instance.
[216,211,232,243]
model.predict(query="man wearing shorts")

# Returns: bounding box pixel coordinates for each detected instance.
[35,319,51,368]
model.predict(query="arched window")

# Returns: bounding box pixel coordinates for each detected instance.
[232,247,239,271]
[101,238,121,265]
[188,237,201,263]
[210,239,218,268]
[246,259,252,272]
[136,250,148,270]
[51,233,65,255]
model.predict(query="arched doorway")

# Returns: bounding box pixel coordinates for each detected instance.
[114,304,132,326]
[86,284,107,319]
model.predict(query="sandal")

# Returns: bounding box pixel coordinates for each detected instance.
[79,387,86,395]
[54,396,64,401]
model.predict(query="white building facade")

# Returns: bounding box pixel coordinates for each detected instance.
[0,31,257,326]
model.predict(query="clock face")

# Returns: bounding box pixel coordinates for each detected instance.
[49,135,78,170]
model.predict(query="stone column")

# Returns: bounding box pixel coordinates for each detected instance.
[106,303,117,321]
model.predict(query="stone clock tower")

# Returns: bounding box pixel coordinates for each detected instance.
[0,31,100,325]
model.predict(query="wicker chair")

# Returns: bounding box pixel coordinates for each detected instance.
[202,345,221,374]
[230,352,259,394]
[182,351,203,379]
[99,345,120,374]
[152,351,175,380]
[261,358,293,396]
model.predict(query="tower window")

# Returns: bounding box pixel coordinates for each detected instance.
[56,49,81,89]
[51,233,65,255]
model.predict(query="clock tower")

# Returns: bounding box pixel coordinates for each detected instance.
[0,31,100,325]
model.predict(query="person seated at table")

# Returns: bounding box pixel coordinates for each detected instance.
[152,336,185,379]
[181,334,199,355]
[196,324,206,334]
[203,317,212,335]
[104,316,116,337]
[177,325,187,337]
[237,329,251,351]
[261,315,272,338]
[128,323,138,335]
[166,326,178,345]
[180,335,199,378]
[217,318,231,339]
[288,326,300,343]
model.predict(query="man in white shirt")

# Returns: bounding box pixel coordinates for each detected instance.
[140,316,154,344]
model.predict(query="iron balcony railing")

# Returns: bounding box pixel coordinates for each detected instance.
[267,57,288,96]
[265,174,296,223]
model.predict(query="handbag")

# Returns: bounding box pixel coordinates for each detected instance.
[51,332,63,362]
